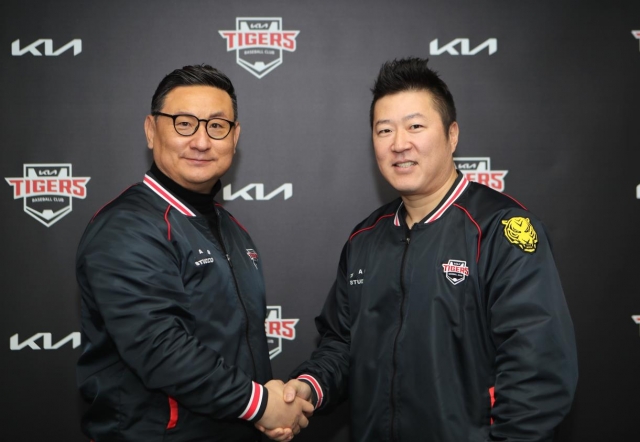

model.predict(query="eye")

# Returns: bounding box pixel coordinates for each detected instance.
[376,128,392,136]
[409,124,424,130]
[174,116,196,128]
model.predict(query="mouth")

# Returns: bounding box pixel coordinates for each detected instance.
[394,161,417,168]
[184,158,213,163]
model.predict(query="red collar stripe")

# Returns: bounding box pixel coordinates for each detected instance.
[143,175,196,217]
[425,177,469,224]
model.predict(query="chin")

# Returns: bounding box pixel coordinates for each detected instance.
[387,179,419,195]
[395,189,420,197]
[186,169,217,182]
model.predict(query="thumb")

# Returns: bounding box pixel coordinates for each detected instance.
[283,383,298,403]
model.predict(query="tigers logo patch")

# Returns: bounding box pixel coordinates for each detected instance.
[246,249,259,269]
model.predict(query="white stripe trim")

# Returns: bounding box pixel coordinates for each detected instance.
[143,175,196,217]
[425,177,469,224]
[238,382,263,420]
[298,374,324,409]
[393,201,404,226]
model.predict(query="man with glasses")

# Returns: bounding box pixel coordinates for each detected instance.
[76,64,311,442]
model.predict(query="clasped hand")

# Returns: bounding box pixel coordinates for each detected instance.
[255,379,313,441]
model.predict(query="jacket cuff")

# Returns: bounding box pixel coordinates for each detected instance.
[297,374,324,409]
[238,381,268,423]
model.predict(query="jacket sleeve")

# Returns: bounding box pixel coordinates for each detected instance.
[484,212,578,441]
[289,242,351,412]
[76,209,267,422]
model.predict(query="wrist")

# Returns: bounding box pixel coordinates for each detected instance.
[296,374,323,409]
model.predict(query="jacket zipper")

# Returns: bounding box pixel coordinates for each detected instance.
[390,233,411,441]
[215,210,258,377]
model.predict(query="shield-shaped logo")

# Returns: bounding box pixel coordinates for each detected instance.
[442,259,470,285]
[5,163,90,227]
[246,249,259,269]
[265,306,299,359]
[219,17,300,79]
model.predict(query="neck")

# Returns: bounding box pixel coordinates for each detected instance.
[150,163,220,216]
[403,168,458,228]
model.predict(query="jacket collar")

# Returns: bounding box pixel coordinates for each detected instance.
[393,171,469,226]
[143,174,197,217]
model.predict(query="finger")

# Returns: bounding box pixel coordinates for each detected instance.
[279,428,294,442]
[272,433,291,442]
[262,428,283,438]
[283,383,298,403]
[289,422,300,435]
[275,432,293,442]
[298,414,309,429]
[299,398,315,414]
[263,428,288,441]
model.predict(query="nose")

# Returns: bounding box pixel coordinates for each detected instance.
[391,129,411,153]
[189,121,211,150]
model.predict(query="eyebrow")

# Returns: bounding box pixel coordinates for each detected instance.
[173,110,230,119]
[374,113,426,127]
[402,112,425,121]
[208,111,228,119]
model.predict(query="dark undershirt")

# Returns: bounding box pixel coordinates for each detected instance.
[150,163,224,246]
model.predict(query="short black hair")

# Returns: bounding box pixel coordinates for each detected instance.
[370,58,456,131]
[151,64,238,120]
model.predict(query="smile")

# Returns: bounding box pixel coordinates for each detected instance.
[394,161,417,168]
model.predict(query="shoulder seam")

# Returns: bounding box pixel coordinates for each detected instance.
[453,203,482,263]
[502,192,528,210]
[349,213,394,242]
[90,183,139,223]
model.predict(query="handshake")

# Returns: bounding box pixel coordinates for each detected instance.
[255,379,314,441]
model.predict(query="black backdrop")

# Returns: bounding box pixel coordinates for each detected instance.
[1,1,640,440]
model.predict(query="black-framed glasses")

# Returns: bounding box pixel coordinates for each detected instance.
[153,112,236,140]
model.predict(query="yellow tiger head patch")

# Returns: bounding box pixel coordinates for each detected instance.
[501,217,538,253]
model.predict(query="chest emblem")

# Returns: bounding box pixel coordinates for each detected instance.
[246,249,259,269]
[442,260,469,285]
[501,217,538,253]
[349,268,365,286]
[194,248,214,266]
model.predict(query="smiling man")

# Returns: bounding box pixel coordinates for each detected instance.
[76,65,311,442]
[275,58,578,441]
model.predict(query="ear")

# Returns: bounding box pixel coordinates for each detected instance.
[448,121,459,154]
[232,122,241,154]
[144,115,156,150]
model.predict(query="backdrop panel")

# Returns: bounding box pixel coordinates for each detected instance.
[1,1,639,440]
